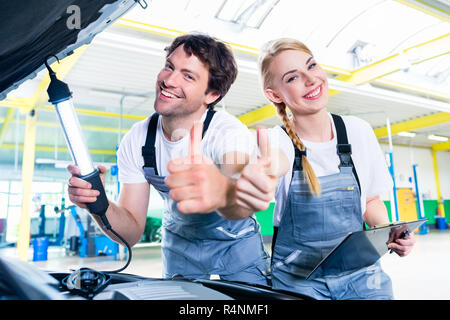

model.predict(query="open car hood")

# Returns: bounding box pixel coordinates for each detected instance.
[0,0,139,100]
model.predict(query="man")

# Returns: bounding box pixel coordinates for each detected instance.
[67,33,276,285]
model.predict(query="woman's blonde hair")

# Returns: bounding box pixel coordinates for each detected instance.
[259,38,321,196]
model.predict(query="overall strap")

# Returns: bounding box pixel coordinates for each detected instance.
[271,226,279,262]
[281,126,306,172]
[274,126,306,258]
[142,113,160,174]
[202,109,216,138]
[331,113,361,193]
[332,114,366,231]
[141,110,217,175]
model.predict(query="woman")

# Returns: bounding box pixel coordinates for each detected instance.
[256,38,416,300]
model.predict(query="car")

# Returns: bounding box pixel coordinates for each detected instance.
[0,0,309,302]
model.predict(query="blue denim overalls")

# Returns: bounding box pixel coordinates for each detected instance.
[271,114,393,299]
[141,110,269,285]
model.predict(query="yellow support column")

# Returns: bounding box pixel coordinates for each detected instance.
[0,107,16,147]
[431,149,445,218]
[17,109,38,261]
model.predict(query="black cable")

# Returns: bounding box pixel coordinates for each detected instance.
[99,215,132,274]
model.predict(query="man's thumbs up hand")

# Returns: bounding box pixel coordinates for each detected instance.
[166,121,225,214]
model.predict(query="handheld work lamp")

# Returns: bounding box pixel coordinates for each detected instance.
[44,55,109,218]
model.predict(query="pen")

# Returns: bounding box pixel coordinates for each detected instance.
[389,229,410,254]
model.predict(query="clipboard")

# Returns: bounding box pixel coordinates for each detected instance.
[305,218,428,280]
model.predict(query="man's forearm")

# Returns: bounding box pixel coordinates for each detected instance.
[90,201,144,247]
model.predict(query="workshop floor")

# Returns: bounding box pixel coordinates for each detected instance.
[1,228,449,300]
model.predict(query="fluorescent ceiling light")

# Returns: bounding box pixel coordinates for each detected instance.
[93,32,166,56]
[88,89,154,102]
[94,32,167,50]
[88,89,123,100]
[427,134,448,142]
[35,158,57,164]
[397,131,416,137]
[35,158,115,170]
[328,78,450,113]
[235,59,258,75]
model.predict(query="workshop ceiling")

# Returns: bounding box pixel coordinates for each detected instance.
[1,0,449,168]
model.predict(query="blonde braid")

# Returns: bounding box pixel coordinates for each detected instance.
[278,105,321,197]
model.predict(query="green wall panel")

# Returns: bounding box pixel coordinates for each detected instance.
[255,202,275,236]
[384,201,393,222]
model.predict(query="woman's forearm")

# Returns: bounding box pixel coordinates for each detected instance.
[363,195,390,228]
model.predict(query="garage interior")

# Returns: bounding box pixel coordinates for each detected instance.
[0,0,449,300]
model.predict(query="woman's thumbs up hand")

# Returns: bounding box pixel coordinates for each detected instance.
[235,127,278,212]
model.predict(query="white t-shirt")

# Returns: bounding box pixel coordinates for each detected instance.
[117,109,256,183]
[268,113,393,227]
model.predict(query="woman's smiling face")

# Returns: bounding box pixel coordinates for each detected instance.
[264,49,329,116]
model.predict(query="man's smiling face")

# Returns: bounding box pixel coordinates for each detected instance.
[154,44,219,118]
